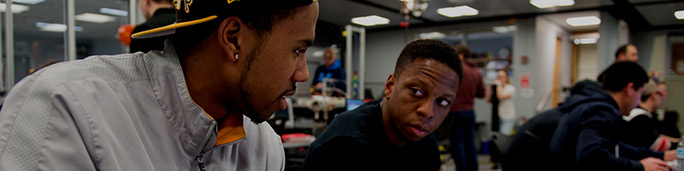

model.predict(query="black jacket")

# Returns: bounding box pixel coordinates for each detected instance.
[549,81,663,171]
[302,100,440,171]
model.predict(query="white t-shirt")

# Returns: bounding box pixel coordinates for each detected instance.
[498,84,516,120]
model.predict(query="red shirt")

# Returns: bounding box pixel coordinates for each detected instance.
[450,62,485,112]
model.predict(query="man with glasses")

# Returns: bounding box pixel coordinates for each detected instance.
[0,0,318,170]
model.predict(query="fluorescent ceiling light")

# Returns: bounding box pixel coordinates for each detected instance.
[573,38,597,44]
[76,13,116,23]
[492,25,517,33]
[566,16,601,26]
[675,10,684,20]
[351,15,390,26]
[0,3,29,14]
[312,50,324,58]
[437,5,478,18]
[530,0,574,9]
[12,0,44,5]
[100,8,128,17]
[36,22,83,32]
[418,32,446,39]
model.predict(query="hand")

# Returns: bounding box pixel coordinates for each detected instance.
[314,83,323,89]
[493,80,501,86]
[663,150,676,161]
[640,157,673,171]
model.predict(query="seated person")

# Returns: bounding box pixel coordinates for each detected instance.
[620,80,671,152]
[549,62,675,171]
[301,39,463,171]
[503,80,600,171]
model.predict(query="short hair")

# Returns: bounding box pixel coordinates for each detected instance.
[171,7,302,58]
[614,44,633,59]
[598,61,648,92]
[453,45,471,58]
[394,39,463,83]
[640,80,658,102]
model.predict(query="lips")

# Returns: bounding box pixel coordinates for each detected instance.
[409,124,429,137]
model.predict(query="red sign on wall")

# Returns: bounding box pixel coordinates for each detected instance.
[520,73,530,89]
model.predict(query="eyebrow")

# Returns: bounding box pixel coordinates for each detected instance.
[413,78,455,98]
[300,39,314,47]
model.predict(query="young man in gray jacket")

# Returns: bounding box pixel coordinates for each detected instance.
[0,0,318,170]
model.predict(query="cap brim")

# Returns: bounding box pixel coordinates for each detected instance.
[131,15,218,39]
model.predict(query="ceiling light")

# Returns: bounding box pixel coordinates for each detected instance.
[76,13,116,23]
[437,5,479,18]
[573,38,597,44]
[530,0,574,9]
[675,10,684,20]
[351,15,390,26]
[36,22,83,32]
[566,16,601,26]
[492,25,517,33]
[99,8,128,17]
[12,0,44,5]
[0,3,29,14]
[418,32,446,39]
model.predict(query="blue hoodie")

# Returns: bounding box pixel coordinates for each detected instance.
[549,81,663,171]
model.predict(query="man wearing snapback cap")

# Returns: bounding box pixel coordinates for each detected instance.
[0,0,318,170]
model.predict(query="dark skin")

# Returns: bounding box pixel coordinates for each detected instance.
[381,58,460,147]
[181,3,318,129]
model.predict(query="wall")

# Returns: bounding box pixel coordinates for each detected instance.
[597,11,620,71]
[576,44,599,81]
[365,29,405,99]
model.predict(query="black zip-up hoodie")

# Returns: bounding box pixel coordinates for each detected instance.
[549,80,663,171]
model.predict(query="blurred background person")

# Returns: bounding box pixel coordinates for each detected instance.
[129,0,174,53]
[311,46,346,91]
[442,45,484,171]
[487,69,516,136]
[620,79,672,152]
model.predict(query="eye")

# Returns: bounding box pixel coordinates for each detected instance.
[293,49,307,58]
[437,98,450,107]
[411,88,424,98]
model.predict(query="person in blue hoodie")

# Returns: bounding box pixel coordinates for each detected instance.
[549,62,675,171]
[312,46,346,91]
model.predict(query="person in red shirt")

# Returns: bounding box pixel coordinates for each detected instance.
[443,45,485,171]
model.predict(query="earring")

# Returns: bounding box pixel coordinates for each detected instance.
[234,54,239,60]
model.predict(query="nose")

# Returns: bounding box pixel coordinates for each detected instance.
[292,54,310,83]
[416,100,434,120]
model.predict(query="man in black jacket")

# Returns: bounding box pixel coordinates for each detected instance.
[549,62,675,171]
[302,39,463,171]
[130,0,175,53]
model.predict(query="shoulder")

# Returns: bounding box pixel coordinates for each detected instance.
[313,101,380,146]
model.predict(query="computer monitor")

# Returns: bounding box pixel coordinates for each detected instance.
[346,99,365,111]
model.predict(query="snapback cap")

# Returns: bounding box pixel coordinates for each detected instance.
[132,0,317,39]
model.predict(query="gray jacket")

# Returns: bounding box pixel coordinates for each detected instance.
[0,42,285,171]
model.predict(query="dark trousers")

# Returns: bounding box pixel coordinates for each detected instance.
[447,110,478,171]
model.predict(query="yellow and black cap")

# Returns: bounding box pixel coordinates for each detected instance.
[132,0,317,39]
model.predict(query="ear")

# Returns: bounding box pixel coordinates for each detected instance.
[624,82,635,96]
[218,17,241,62]
[384,74,396,100]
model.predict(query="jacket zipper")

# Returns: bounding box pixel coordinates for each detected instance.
[195,120,217,171]
[196,153,206,171]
